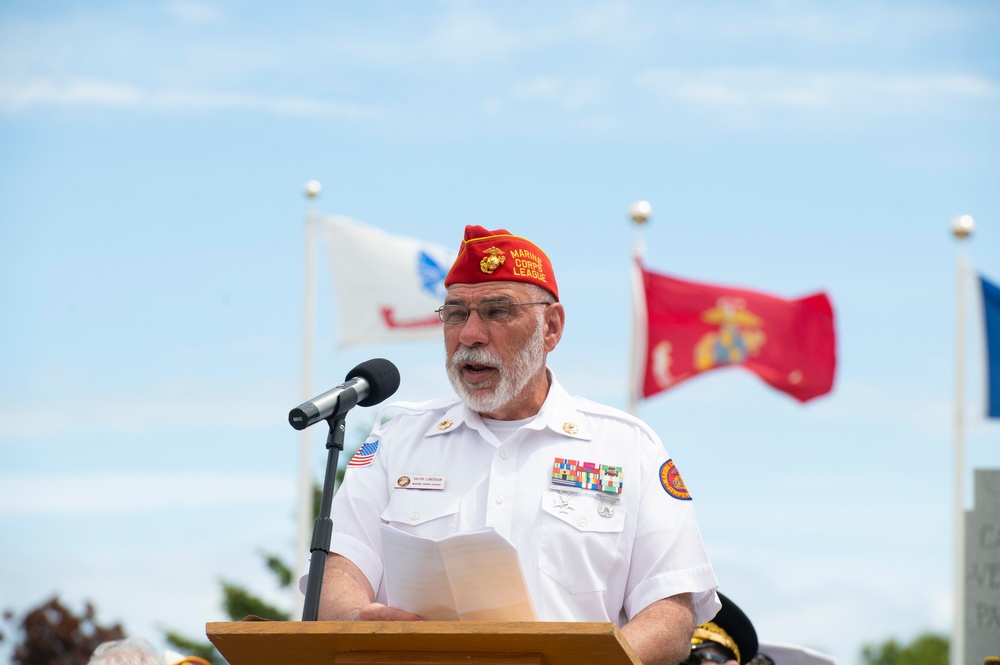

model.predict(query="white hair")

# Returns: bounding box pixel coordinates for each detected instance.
[89,638,167,665]
[523,282,556,304]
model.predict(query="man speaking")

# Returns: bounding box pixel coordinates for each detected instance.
[316,225,720,665]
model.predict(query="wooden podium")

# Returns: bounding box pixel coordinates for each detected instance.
[207,620,642,665]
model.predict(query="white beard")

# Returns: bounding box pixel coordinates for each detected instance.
[447,318,545,415]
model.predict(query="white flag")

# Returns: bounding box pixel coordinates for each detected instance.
[320,215,456,347]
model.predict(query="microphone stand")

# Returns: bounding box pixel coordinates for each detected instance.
[301,413,346,621]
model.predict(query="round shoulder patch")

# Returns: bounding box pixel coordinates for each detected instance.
[659,459,692,500]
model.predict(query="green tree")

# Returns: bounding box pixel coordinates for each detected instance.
[162,484,324,664]
[861,633,949,665]
[165,417,374,663]
[1,424,372,665]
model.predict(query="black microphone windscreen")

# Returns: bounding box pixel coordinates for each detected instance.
[348,358,401,407]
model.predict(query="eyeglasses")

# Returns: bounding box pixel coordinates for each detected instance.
[435,301,552,324]
[685,648,737,665]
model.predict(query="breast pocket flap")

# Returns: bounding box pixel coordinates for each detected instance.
[382,491,461,526]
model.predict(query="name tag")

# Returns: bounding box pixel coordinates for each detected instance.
[395,475,446,490]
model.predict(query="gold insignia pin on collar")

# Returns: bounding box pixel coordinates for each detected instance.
[437,419,454,430]
[562,422,579,434]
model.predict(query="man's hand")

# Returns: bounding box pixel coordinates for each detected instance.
[620,593,696,665]
[318,554,425,621]
[358,602,424,621]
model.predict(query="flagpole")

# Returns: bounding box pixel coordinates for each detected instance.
[628,200,652,416]
[295,179,322,617]
[950,213,974,665]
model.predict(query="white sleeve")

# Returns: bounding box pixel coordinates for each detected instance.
[622,435,720,623]
[327,425,394,594]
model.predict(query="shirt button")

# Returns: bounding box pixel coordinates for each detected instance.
[495,496,505,504]
[409,512,420,521]
[500,451,509,460]
[577,518,587,527]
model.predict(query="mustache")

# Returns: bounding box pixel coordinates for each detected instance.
[451,346,503,369]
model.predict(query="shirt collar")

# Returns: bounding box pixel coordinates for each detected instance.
[534,370,592,441]
[424,369,591,442]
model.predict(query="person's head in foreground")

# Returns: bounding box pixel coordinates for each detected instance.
[686,592,759,665]
[439,225,565,420]
[88,637,212,665]
[88,638,166,665]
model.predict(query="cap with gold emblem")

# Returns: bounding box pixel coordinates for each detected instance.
[443,225,558,301]
[689,592,758,665]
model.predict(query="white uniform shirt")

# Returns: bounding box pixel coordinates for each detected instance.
[330,372,720,626]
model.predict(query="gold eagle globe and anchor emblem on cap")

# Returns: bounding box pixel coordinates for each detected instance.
[479,247,506,274]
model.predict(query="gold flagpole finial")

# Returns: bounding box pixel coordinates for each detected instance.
[305,179,322,199]
[951,214,974,239]
[628,200,653,226]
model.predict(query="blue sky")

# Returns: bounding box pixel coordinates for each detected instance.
[1,2,998,664]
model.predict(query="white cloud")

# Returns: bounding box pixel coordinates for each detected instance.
[887,73,1000,98]
[423,10,524,65]
[696,2,971,51]
[0,471,295,515]
[0,390,286,438]
[0,79,141,108]
[635,67,999,111]
[713,9,877,45]
[800,376,952,440]
[319,2,652,70]
[0,78,385,118]
[552,1,654,51]
[510,75,609,111]
[165,1,223,25]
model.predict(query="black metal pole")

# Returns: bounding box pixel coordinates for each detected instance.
[300,414,346,621]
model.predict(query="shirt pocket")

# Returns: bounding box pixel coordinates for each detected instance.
[381,490,461,538]
[538,490,627,593]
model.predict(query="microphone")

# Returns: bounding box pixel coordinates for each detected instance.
[288,358,400,430]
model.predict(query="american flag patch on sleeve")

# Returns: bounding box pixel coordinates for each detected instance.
[347,439,380,468]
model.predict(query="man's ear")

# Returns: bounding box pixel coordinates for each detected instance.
[543,303,566,352]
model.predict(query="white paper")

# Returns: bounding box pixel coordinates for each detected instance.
[380,524,536,621]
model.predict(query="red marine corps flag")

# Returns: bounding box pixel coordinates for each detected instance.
[635,260,836,403]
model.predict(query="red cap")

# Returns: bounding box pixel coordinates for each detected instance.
[444,225,558,301]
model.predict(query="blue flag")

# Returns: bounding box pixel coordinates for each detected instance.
[982,275,1000,418]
